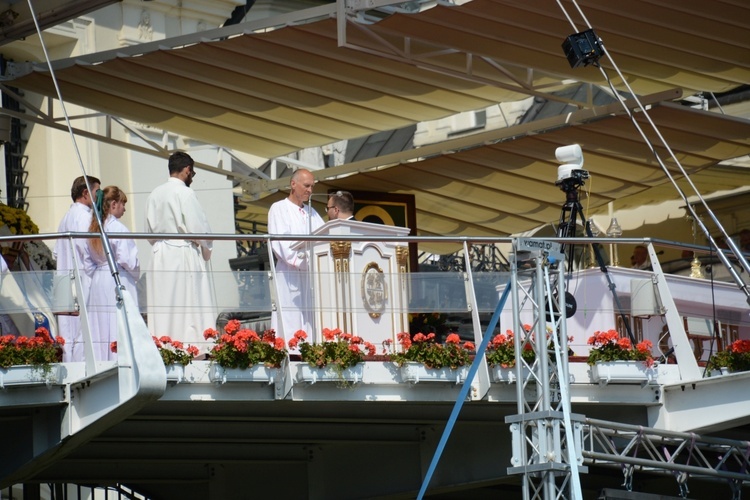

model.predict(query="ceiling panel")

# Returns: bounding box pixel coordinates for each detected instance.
[236,103,750,240]
[4,0,748,158]
[2,0,749,240]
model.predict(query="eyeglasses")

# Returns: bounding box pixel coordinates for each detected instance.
[326,205,337,211]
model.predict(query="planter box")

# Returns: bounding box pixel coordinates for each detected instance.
[166,364,187,383]
[591,361,656,386]
[400,363,469,384]
[209,364,279,385]
[0,364,62,389]
[296,363,364,385]
[490,365,530,384]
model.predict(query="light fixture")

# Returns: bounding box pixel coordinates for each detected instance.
[561,29,603,68]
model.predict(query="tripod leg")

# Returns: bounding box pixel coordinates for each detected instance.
[574,202,637,344]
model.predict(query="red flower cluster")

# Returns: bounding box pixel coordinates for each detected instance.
[290,327,375,369]
[390,331,475,369]
[0,327,64,368]
[730,339,750,354]
[111,335,200,366]
[204,319,287,369]
[586,329,654,367]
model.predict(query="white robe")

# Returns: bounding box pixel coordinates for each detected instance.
[268,198,324,339]
[53,202,93,361]
[0,257,17,336]
[146,177,216,352]
[84,215,140,361]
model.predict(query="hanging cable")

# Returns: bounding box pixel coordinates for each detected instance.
[25,0,122,296]
[556,0,750,304]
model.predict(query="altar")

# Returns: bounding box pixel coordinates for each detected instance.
[293,219,410,345]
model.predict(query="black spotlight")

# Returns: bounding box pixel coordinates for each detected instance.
[562,29,603,68]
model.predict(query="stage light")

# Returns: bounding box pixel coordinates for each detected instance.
[562,29,603,68]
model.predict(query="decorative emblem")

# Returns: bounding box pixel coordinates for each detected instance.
[361,262,387,319]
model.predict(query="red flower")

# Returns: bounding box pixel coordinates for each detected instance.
[364,342,376,356]
[203,328,219,340]
[445,333,460,344]
[110,341,118,353]
[224,319,241,335]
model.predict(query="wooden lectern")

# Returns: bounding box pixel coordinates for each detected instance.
[293,219,410,345]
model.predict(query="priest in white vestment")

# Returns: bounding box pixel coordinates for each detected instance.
[53,175,100,361]
[146,152,216,352]
[85,186,140,361]
[268,169,324,341]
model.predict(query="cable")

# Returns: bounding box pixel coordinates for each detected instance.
[25,0,122,295]
[556,0,750,304]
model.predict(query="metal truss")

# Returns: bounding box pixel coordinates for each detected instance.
[504,239,750,500]
[506,239,584,500]
[582,418,750,499]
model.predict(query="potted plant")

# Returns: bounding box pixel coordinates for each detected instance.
[203,319,288,384]
[485,329,535,383]
[586,329,655,385]
[485,329,538,368]
[707,339,750,374]
[389,331,475,384]
[0,327,64,387]
[289,327,375,385]
[111,336,200,383]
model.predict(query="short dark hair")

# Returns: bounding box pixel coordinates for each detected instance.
[70,175,101,201]
[330,190,354,214]
[168,151,194,175]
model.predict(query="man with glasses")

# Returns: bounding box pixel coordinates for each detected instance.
[326,191,355,221]
[145,151,216,351]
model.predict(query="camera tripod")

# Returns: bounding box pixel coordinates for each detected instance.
[555,179,636,344]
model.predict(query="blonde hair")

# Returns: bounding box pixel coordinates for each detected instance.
[89,186,127,256]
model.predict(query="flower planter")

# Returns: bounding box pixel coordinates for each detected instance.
[209,364,279,385]
[490,365,530,384]
[295,363,364,385]
[400,363,469,384]
[590,361,656,386]
[166,364,187,383]
[0,364,62,389]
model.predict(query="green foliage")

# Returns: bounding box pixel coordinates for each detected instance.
[0,203,39,235]
[707,339,750,373]
[485,330,536,368]
[586,329,654,366]
[389,332,475,370]
[0,203,56,270]
[204,320,287,369]
[154,336,199,366]
[0,327,64,372]
[289,328,375,370]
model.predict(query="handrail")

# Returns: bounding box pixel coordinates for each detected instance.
[1,232,744,252]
